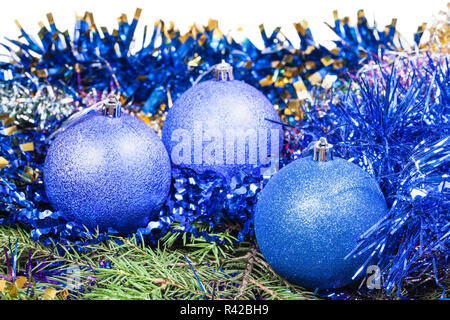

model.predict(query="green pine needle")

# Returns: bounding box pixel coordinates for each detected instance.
[0,225,446,300]
[0,225,317,300]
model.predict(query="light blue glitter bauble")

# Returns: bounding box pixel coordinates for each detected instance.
[161,63,283,179]
[44,111,171,234]
[254,155,387,289]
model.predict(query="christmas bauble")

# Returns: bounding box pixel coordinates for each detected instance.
[254,138,387,289]
[44,97,171,234]
[162,61,283,179]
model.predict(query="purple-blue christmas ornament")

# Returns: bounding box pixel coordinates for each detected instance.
[44,96,171,234]
[162,61,283,179]
[254,138,387,289]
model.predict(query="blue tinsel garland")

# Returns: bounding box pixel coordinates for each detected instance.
[0,9,419,125]
[0,9,448,297]
[292,54,449,296]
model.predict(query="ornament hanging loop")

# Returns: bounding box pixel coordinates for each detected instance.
[103,94,121,118]
[214,59,234,81]
[192,59,234,86]
[313,137,333,162]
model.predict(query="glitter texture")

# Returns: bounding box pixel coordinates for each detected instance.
[162,79,283,179]
[254,156,387,289]
[44,112,171,233]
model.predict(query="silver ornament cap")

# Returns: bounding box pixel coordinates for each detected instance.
[313,137,333,162]
[214,60,234,81]
[103,94,122,118]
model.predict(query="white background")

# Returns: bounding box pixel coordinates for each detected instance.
[0,0,447,56]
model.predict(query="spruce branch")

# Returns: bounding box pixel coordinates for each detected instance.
[0,225,318,300]
[248,277,282,300]
[236,247,257,299]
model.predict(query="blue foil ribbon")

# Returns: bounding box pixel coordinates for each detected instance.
[0,9,422,127]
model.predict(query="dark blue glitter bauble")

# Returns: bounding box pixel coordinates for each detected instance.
[44,112,171,234]
[254,156,387,289]
[161,79,283,179]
